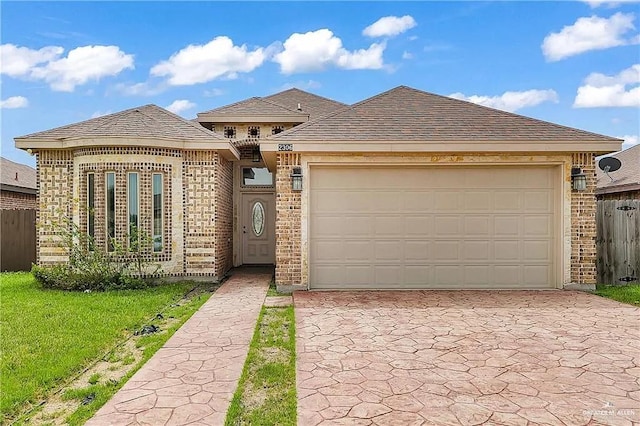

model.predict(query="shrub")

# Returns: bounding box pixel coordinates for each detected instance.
[33,213,160,291]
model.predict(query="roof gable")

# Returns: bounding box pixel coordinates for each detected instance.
[262,88,347,120]
[16,105,224,141]
[198,97,306,117]
[273,86,621,143]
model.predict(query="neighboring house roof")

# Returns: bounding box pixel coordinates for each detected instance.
[273,86,622,143]
[1,157,36,194]
[16,105,225,142]
[263,88,347,120]
[596,144,640,195]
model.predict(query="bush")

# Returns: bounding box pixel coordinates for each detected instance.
[32,214,160,291]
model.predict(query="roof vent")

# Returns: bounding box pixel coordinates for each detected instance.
[297,103,302,111]
[15,172,18,181]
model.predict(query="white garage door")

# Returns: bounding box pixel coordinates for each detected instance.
[309,166,558,289]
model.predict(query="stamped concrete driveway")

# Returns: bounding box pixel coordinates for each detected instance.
[295,291,640,426]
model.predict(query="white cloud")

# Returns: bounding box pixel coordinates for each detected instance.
[165,99,196,115]
[279,80,322,91]
[90,110,112,118]
[574,64,640,107]
[585,0,640,7]
[402,51,413,60]
[0,44,63,77]
[31,45,134,92]
[542,13,639,61]
[0,96,29,109]
[363,15,417,38]
[274,29,385,74]
[1,43,133,91]
[617,134,638,150]
[203,88,225,97]
[151,36,265,85]
[114,81,166,96]
[448,89,559,112]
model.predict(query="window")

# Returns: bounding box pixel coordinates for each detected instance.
[242,167,273,186]
[87,173,95,241]
[152,173,163,252]
[106,172,116,251]
[224,126,236,138]
[128,172,139,249]
[248,126,260,138]
[272,126,284,135]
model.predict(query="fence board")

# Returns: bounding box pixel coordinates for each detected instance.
[0,209,36,272]
[596,200,639,285]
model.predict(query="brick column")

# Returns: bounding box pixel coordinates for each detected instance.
[571,152,597,284]
[275,153,302,287]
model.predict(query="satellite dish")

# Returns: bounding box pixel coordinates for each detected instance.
[598,157,622,172]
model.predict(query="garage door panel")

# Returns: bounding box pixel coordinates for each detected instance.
[375,241,403,261]
[402,191,434,211]
[494,216,520,235]
[434,216,462,236]
[310,166,557,289]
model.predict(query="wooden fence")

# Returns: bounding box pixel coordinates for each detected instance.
[1,209,36,272]
[596,200,639,285]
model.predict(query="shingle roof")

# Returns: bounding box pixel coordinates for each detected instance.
[274,86,621,142]
[17,105,224,141]
[1,157,36,190]
[263,88,347,120]
[199,97,307,117]
[596,144,640,192]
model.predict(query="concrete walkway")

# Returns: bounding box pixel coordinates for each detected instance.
[295,290,640,426]
[87,270,271,426]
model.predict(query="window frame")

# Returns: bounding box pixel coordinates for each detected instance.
[105,172,116,252]
[87,173,95,243]
[152,172,163,253]
[127,171,140,250]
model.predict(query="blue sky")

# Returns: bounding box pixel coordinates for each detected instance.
[1,1,639,167]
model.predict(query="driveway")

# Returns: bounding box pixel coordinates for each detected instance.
[295,291,640,425]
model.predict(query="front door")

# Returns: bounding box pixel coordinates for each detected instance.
[242,193,275,264]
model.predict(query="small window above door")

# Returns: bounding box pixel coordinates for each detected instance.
[242,167,273,187]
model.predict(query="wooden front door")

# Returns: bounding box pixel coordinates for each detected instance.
[242,192,275,264]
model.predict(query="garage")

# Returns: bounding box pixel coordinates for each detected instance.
[309,165,559,289]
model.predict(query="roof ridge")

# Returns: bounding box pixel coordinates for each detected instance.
[198,96,262,115]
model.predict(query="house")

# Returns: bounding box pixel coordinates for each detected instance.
[0,157,37,210]
[596,144,640,200]
[14,86,621,290]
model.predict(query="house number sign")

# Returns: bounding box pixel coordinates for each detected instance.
[278,144,294,151]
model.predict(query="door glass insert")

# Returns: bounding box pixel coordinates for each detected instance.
[242,167,273,186]
[252,202,265,237]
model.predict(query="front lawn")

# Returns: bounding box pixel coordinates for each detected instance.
[0,272,199,422]
[595,284,640,306]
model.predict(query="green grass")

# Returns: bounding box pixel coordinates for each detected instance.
[595,284,640,306]
[0,272,199,422]
[62,290,212,425]
[226,306,296,426]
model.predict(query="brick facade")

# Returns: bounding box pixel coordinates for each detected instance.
[0,190,36,209]
[35,147,234,280]
[275,153,303,287]
[571,152,597,285]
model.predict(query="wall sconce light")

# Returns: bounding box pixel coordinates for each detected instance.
[291,167,302,191]
[252,146,261,162]
[571,167,587,191]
